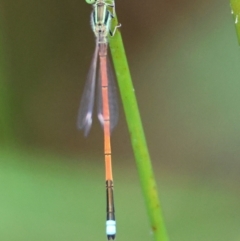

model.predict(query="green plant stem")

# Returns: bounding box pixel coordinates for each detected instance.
[230,0,240,45]
[109,18,169,241]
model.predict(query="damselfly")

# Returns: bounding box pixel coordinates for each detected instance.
[77,0,121,239]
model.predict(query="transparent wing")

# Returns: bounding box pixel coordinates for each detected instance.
[77,44,99,136]
[97,54,119,133]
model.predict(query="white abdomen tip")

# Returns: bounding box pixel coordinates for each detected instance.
[106,220,116,235]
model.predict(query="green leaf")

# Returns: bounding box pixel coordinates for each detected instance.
[230,0,240,45]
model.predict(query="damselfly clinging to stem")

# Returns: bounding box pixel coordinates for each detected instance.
[77,0,121,239]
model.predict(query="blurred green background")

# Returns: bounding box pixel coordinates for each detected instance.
[1,0,240,240]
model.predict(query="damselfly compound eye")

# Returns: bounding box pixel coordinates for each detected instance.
[85,0,95,4]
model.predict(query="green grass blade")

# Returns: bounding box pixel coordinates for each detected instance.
[230,0,240,45]
[109,17,169,241]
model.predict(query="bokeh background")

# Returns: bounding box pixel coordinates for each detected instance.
[1,0,240,240]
